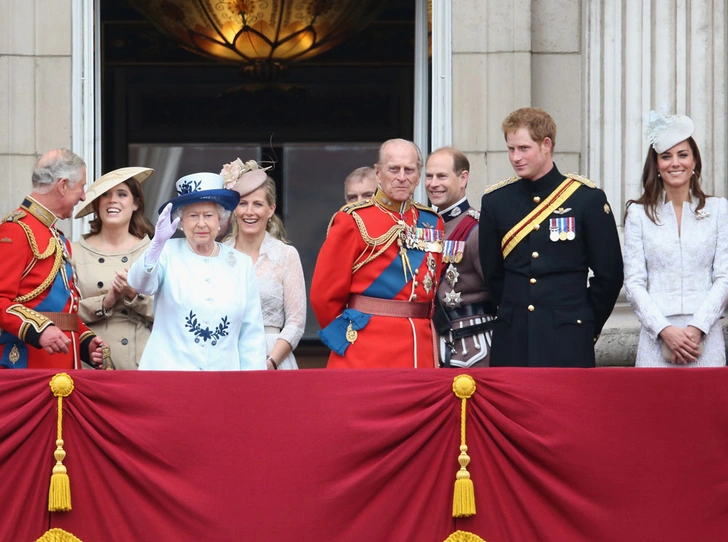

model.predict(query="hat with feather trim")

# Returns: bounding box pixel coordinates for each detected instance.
[75,167,154,219]
[646,110,695,154]
[220,158,271,197]
[158,172,239,214]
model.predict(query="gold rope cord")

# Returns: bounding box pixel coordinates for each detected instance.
[13,221,64,303]
[350,212,405,273]
[48,373,74,512]
[452,374,477,518]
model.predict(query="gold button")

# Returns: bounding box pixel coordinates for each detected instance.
[576,319,582,324]
[530,278,537,284]
[533,196,541,203]
[534,224,540,230]
[412,294,418,300]
[413,281,419,287]
[532,251,539,259]
[527,305,535,312]
[414,269,419,275]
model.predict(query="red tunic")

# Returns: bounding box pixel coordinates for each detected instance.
[0,197,95,369]
[311,190,444,368]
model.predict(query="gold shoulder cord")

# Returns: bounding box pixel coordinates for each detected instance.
[350,212,405,273]
[13,221,63,303]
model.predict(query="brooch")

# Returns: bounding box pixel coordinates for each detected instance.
[696,209,710,220]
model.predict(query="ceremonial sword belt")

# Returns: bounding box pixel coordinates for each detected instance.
[438,302,495,339]
[348,294,432,319]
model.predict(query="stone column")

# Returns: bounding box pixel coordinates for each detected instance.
[585,0,728,220]
[451,0,532,200]
[0,0,74,218]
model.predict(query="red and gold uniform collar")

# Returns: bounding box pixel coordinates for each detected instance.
[373,188,414,214]
[21,196,58,228]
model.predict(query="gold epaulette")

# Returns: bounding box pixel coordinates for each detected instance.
[3,209,26,223]
[567,173,597,189]
[340,198,375,214]
[484,176,519,194]
[412,201,437,213]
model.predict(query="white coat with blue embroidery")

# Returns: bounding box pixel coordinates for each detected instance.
[128,239,266,370]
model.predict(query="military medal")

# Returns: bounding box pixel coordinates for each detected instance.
[566,217,576,240]
[346,322,358,344]
[427,252,437,273]
[549,218,560,242]
[444,290,462,308]
[423,273,433,294]
[549,217,576,241]
[443,239,464,263]
[445,264,459,287]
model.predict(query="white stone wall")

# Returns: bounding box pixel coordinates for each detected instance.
[0,0,74,218]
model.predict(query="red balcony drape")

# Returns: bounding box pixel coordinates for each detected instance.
[2,368,727,541]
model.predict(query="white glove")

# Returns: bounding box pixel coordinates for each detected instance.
[145,203,180,268]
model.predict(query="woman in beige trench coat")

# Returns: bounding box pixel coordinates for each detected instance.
[72,168,156,369]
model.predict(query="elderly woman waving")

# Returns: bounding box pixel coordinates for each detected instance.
[128,172,266,370]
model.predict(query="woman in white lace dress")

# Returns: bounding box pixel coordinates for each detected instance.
[624,112,728,367]
[221,159,306,370]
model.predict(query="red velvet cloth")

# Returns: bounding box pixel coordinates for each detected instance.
[2,369,728,541]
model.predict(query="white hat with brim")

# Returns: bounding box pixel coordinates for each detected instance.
[159,172,240,214]
[647,111,695,154]
[74,167,154,219]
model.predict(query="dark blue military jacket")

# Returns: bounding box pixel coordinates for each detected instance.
[479,164,623,367]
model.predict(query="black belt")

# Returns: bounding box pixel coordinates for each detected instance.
[445,302,494,321]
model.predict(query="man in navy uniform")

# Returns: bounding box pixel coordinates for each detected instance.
[479,107,623,367]
[426,147,494,368]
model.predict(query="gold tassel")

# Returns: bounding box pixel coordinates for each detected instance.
[452,374,476,518]
[48,373,75,512]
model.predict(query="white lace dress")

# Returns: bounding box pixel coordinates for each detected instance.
[227,233,306,369]
[623,195,728,367]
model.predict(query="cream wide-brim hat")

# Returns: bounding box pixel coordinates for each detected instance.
[74,167,154,219]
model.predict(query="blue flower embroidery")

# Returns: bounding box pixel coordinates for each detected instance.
[178,180,201,195]
[185,311,230,345]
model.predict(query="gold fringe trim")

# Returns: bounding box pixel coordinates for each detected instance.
[452,374,476,518]
[443,530,486,542]
[48,373,74,512]
[36,528,83,542]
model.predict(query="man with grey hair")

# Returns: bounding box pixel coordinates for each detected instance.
[0,149,105,370]
[312,138,444,368]
[344,166,378,203]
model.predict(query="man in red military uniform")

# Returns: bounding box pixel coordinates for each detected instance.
[0,149,105,369]
[311,139,445,368]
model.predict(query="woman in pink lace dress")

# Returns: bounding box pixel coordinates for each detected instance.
[221,159,306,370]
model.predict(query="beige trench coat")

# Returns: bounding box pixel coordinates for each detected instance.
[72,236,154,369]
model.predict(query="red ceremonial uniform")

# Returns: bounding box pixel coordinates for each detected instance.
[0,197,96,369]
[311,189,444,368]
